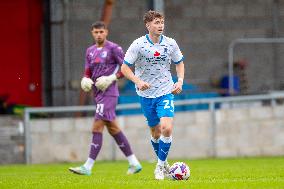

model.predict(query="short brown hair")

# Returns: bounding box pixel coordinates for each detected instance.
[91,21,107,30]
[143,10,164,24]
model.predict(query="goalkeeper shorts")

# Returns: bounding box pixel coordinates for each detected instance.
[94,95,118,121]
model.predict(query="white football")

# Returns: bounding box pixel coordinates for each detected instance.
[169,162,190,180]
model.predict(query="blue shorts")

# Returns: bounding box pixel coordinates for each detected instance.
[140,94,174,127]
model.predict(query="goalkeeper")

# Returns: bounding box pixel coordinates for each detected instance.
[69,21,141,176]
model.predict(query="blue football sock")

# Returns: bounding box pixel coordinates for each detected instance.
[158,135,172,162]
[151,136,159,157]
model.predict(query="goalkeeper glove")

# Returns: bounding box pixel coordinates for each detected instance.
[95,74,117,92]
[81,77,94,92]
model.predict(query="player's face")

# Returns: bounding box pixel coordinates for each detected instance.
[91,28,108,45]
[146,18,164,36]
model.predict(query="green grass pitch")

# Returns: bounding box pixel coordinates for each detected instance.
[0,157,283,189]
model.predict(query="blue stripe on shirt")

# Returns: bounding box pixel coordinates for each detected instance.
[123,60,133,66]
[172,57,184,64]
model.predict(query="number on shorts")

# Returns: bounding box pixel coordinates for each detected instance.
[163,100,174,109]
[96,104,104,115]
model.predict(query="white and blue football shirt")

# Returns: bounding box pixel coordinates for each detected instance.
[123,34,184,98]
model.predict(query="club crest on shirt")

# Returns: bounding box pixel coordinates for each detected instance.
[164,48,168,53]
[101,51,107,58]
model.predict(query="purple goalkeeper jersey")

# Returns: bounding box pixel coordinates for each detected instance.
[84,40,124,97]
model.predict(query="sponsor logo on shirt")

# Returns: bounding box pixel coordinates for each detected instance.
[146,51,167,63]
[94,57,100,63]
[154,51,160,57]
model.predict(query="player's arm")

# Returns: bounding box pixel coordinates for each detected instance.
[113,45,125,79]
[121,41,150,91]
[95,45,124,91]
[81,49,94,92]
[171,39,184,94]
[107,45,125,79]
[172,61,184,94]
[121,66,151,91]
[121,64,150,91]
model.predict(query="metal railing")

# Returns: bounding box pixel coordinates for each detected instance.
[24,92,284,164]
[228,38,284,94]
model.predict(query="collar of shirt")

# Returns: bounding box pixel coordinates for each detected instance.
[145,34,163,45]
